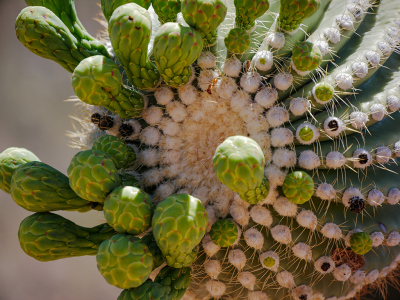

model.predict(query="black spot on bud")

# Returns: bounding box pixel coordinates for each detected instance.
[128,16,133,21]
[98,116,114,130]
[328,120,339,131]
[119,123,134,138]
[349,196,365,213]
[358,153,369,164]
[299,295,307,300]
[321,262,331,272]
[91,113,101,125]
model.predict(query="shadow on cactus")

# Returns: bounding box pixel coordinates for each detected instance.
[3,0,400,299]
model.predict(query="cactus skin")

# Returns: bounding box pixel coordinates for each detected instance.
[96,234,154,289]
[72,55,146,119]
[282,171,314,204]
[234,0,269,31]
[18,212,116,261]
[278,0,320,32]
[92,135,135,169]
[152,0,182,23]
[109,3,160,90]
[181,0,227,45]
[350,232,373,255]
[224,28,251,54]
[67,150,121,203]
[152,194,208,267]
[103,186,153,235]
[10,161,95,212]
[101,0,152,21]
[213,136,269,204]
[0,147,40,194]
[292,41,322,72]
[209,219,238,247]
[154,22,203,87]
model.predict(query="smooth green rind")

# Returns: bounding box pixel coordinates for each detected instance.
[118,281,168,300]
[0,147,40,194]
[19,212,116,261]
[224,28,250,54]
[141,232,165,268]
[234,0,269,31]
[152,193,208,267]
[213,136,269,204]
[209,219,238,247]
[96,234,154,289]
[92,135,133,169]
[278,0,320,32]
[72,55,146,119]
[291,41,322,71]
[282,171,314,204]
[103,186,153,235]
[67,149,121,203]
[154,265,192,299]
[181,0,227,45]
[109,3,161,90]
[101,0,152,21]
[350,232,373,255]
[154,22,203,87]
[152,0,182,23]
[10,161,93,212]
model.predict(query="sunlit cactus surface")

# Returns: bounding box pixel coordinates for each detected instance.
[3,0,400,299]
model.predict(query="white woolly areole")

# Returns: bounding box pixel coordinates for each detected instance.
[260,251,280,271]
[204,259,222,280]
[271,225,292,244]
[296,210,318,231]
[333,264,352,281]
[387,188,400,205]
[379,266,391,278]
[252,50,274,71]
[142,106,163,125]
[326,151,346,169]
[367,189,385,206]
[155,86,174,105]
[140,127,161,146]
[324,27,340,44]
[266,106,289,127]
[272,148,297,168]
[323,117,346,137]
[352,61,368,78]
[154,182,176,203]
[335,14,354,30]
[352,148,372,168]
[292,243,312,261]
[292,285,312,300]
[160,150,180,165]
[178,84,198,105]
[206,205,218,230]
[228,249,246,270]
[197,51,217,69]
[240,72,262,93]
[290,97,311,116]
[103,115,122,136]
[299,150,321,170]
[366,51,381,67]
[345,229,363,247]
[160,135,182,150]
[387,95,400,112]
[314,40,330,55]
[121,119,141,139]
[248,291,270,300]
[386,231,400,246]
[296,123,320,145]
[142,168,164,186]
[246,117,270,135]
[342,188,364,208]
[378,41,392,56]
[312,293,325,300]
[395,141,400,157]
[335,73,353,90]
[166,101,187,123]
[231,90,251,112]
[273,197,298,217]
[267,32,285,49]
[238,272,256,290]
[376,146,391,164]
[316,183,336,200]
[206,280,226,297]
[315,256,335,274]
[233,193,251,208]
[350,270,366,285]
[273,72,293,91]
[370,104,386,121]
[261,187,279,205]
[198,69,220,92]
[265,164,287,186]
[255,87,278,109]
[244,228,264,250]
[240,103,264,123]
[365,269,380,284]
[250,205,273,227]
[223,56,242,77]
[321,223,343,239]
[370,231,385,247]
[203,234,220,257]
[230,202,250,227]
[160,118,181,136]
[215,76,237,99]
[138,148,159,167]
[276,271,295,289]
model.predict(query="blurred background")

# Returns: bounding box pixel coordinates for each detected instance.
[0,1,399,300]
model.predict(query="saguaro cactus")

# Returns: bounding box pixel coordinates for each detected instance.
[5,0,400,299]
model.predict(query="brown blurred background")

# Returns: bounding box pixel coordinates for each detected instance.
[0,1,398,300]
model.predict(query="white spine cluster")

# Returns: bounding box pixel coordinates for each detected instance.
[273,72,293,91]
[276,271,295,289]
[273,197,298,217]
[298,150,321,169]
[155,85,174,105]
[244,228,264,250]
[240,72,262,93]
[255,87,278,109]
[315,256,335,274]
[204,260,222,280]
[228,249,247,270]
[296,210,318,231]
[250,205,273,227]
[333,264,352,281]
[290,97,311,116]
[387,188,400,204]
[292,243,312,261]
[237,272,256,290]
[376,146,391,164]
[349,111,369,129]
[325,151,346,169]
[270,225,292,244]
[266,107,289,127]
[321,223,343,239]
[370,231,385,247]
[252,50,274,71]
[316,183,336,200]
[272,148,297,168]
[206,280,226,298]
[367,189,385,206]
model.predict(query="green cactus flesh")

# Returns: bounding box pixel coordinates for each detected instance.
[7,0,400,300]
